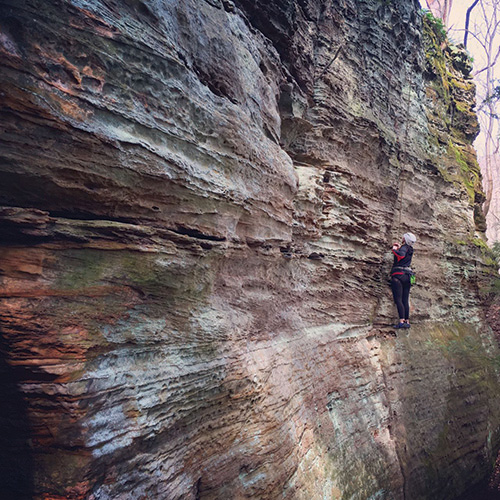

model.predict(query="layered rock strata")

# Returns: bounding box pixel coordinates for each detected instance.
[1,1,500,499]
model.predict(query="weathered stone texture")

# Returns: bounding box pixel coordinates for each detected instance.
[1,1,500,499]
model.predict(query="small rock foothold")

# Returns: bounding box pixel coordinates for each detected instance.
[222,0,235,12]
[308,252,324,260]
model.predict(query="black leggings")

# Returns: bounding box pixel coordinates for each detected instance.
[391,274,411,320]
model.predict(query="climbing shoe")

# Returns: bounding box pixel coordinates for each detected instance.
[393,323,409,329]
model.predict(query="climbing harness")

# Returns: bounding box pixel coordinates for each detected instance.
[392,266,416,285]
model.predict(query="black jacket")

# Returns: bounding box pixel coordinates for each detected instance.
[391,244,413,271]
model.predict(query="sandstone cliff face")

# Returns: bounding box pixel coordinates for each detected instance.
[1,1,500,499]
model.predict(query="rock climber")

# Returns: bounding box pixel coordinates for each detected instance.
[391,232,416,329]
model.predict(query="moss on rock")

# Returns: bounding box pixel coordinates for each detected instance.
[423,12,485,233]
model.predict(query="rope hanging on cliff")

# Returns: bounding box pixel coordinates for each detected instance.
[395,175,406,235]
[316,45,344,80]
[394,69,413,237]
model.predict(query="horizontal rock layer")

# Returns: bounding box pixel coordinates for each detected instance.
[1,1,500,499]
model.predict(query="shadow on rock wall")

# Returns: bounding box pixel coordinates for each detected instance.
[0,335,34,500]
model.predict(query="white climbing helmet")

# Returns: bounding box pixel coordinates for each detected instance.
[403,232,416,246]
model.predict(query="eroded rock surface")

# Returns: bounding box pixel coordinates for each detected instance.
[1,1,500,499]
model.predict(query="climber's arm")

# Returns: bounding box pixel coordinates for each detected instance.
[392,244,407,262]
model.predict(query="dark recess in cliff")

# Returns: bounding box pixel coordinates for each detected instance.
[0,337,34,500]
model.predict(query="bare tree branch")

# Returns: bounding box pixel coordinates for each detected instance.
[459,28,489,51]
[464,0,480,47]
[473,44,500,76]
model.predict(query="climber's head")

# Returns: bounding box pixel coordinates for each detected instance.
[403,232,416,246]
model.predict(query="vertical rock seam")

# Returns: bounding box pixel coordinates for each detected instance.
[1,1,500,499]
